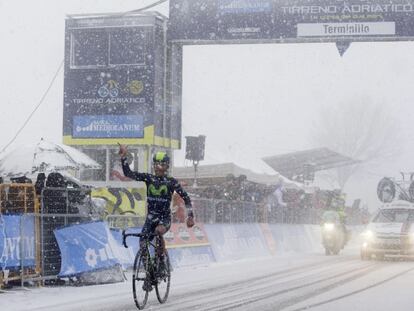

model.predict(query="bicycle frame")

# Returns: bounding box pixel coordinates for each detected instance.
[122,230,171,309]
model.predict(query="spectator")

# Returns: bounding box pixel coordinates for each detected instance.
[35,173,46,196]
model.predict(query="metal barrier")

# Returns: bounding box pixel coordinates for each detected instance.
[192,198,324,225]
[40,187,93,282]
[192,198,262,224]
[0,183,38,214]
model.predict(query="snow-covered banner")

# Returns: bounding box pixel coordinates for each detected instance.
[168,246,216,268]
[55,222,121,277]
[169,0,414,41]
[0,215,35,269]
[204,224,270,261]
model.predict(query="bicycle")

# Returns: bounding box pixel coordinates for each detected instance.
[122,231,171,310]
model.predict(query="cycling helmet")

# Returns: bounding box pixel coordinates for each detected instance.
[153,152,170,164]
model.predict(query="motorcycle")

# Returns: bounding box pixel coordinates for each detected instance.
[321,222,346,255]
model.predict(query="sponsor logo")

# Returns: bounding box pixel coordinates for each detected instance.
[164,231,174,242]
[97,79,144,98]
[85,248,98,268]
[73,115,144,138]
[219,0,272,14]
[75,120,141,134]
[178,227,190,241]
[193,225,205,240]
[148,184,168,197]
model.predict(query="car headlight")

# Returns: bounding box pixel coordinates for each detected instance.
[324,223,335,231]
[362,230,375,241]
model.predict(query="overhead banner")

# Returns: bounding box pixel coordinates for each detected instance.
[55,222,121,277]
[169,0,414,41]
[0,215,35,269]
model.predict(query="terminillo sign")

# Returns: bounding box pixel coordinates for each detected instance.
[168,0,414,41]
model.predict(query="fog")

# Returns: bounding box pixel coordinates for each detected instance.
[1,0,414,209]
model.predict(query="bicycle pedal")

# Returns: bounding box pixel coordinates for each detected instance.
[142,281,153,292]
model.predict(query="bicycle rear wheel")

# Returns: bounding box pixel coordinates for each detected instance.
[132,249,150,310]
[155,251,171,304]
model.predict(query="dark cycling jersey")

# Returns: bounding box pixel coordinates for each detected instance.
[121,157,193,217]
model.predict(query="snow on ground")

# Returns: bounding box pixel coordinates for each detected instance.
[287,260,414,311]
[2,231,414,311]
[2,254,326,311]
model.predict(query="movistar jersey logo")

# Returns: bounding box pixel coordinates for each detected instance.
[148,184,168,196]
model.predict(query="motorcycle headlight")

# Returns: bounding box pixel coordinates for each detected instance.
[362,230,375,241]
[324,223,335,231]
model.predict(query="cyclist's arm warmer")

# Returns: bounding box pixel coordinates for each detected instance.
[121,157,151,183]
[172,179,193,217]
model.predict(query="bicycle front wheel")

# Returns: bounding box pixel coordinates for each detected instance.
[132,250,150,310]
[155,251,171,304]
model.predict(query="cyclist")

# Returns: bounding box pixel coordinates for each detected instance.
[118,145,194,274]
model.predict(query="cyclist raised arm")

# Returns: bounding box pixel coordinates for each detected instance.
[118,144,194,259]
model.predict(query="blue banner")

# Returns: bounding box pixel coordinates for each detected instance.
[110,227,141,269]
[168,246,215,268]
[55,222,121,277]
[0,215,35,269]
[73,115,144,138]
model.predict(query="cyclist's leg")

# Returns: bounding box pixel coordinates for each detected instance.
[140,216,156,252]
[155,224,167,256]
[155,214,171,256]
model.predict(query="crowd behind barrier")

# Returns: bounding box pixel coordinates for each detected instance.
[190,198,369,226]
[188,174,370,226]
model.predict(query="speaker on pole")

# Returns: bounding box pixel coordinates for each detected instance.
[185,135,206,162]
[185,135,206,187]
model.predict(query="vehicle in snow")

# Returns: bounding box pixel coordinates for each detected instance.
[321,210,347,255]
[361,200,414,260]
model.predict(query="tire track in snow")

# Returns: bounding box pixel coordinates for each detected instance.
[151,260,378,311]
[188,262,382,311]
[81,256,355,311]
[289,265,414,311]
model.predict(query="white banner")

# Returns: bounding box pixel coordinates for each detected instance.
[298,22,396,37]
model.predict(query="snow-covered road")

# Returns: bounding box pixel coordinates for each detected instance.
[3,249,414,311]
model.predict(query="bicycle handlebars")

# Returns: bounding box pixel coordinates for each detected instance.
[121,230,159,248]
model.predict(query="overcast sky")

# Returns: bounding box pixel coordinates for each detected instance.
[1,0,414,208]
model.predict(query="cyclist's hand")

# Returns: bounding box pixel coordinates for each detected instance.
[118,143,128,158]
[186,216,195,228]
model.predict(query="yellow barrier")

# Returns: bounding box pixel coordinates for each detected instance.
[91,187,147,217]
